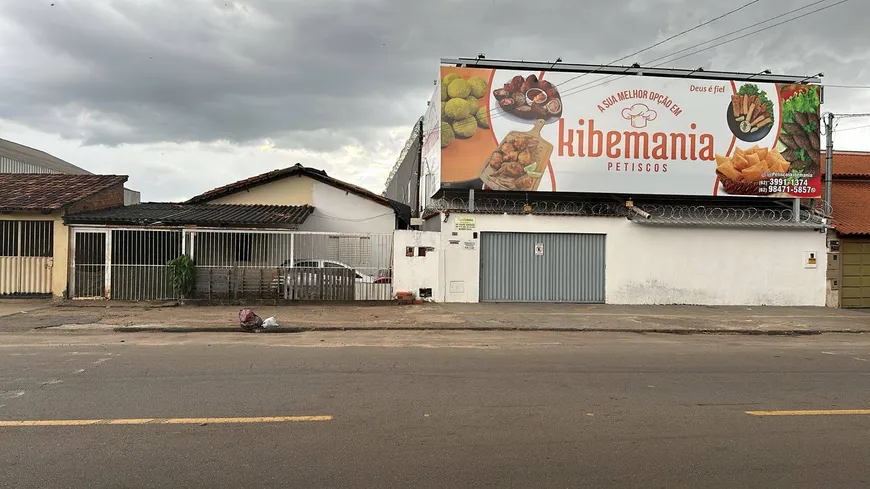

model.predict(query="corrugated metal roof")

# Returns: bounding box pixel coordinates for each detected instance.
[64,202,314,228]
[0,138,92,175]
[0,174,128,211]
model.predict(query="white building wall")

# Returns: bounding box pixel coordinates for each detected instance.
[299,181,397,234]
[393,230,441,301]
[441,213,827,306]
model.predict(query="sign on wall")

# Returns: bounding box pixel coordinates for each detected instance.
[429,66,822,198]
[454,216,476,231]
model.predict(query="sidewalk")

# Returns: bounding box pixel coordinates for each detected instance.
[1,301,869,335]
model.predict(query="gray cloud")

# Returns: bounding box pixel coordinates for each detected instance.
[0,0,868,199]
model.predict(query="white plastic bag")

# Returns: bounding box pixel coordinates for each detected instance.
[261,316,279,329]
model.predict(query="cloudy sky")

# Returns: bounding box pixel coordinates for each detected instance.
[1,0,868,201]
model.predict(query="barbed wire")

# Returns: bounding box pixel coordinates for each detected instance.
[635,204,824,225]
[424,197,828,228]
[426,197,627,217]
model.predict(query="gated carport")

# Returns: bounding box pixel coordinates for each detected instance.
[63,203,394,301]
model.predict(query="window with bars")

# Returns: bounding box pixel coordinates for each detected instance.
[0,221,53,257]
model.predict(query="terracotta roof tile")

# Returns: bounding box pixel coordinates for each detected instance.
[0,174,127,212]
[831,180,870,235]
[825,151,870,178]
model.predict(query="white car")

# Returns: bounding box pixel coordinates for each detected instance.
[271,260,375,289]
[289,260,375,283]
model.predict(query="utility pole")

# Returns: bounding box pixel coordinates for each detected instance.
[824,112,834,215]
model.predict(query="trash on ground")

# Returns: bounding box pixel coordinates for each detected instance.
[262,317,279,330]
[238,308,263,332]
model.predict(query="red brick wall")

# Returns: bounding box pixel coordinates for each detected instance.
[65,183,126,215]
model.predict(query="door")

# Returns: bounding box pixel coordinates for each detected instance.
[71,230,108,299]
[840,239,870,308]
[479,232,605,303]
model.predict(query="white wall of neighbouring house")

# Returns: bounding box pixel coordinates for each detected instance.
[204,175,397,234]
[298,180,397,234]
[440,213,827,306]
[392,230,441,301]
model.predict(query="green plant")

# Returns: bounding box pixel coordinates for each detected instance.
[167,254,196,301]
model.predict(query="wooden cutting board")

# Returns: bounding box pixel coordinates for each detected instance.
[479,119,553,191]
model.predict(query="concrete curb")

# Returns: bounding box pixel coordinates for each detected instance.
[98,326,870,335]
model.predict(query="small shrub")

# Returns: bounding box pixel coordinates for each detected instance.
[167,254,195,301]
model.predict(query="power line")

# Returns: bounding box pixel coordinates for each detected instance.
[553,0,765,89]
[834,123,870,133]
[648,0,851,68]
[436,0,849,134]
[427,0,767,131]
[640,0,829,67]
[541,0,847,105]
[486,0,843,124]
[549,0,830,103]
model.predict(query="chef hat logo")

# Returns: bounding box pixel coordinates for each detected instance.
[621,103,658,128]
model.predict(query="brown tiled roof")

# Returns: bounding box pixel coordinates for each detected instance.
[0,174,127,212]
[64,202,313,228]
[821,152,870,235]
[831,181,870,235]
[822,151,870,178]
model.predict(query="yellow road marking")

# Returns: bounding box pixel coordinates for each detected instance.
[746,410,870,416]
[0,415,332,427]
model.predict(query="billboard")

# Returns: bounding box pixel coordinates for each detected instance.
[435,66,822,198]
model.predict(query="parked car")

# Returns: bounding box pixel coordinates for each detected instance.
[271,259,375,289]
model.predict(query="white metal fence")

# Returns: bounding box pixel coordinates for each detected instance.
[0,220,53,296]
[69,228,393,301]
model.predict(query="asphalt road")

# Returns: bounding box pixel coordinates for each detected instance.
[1,331,869,488]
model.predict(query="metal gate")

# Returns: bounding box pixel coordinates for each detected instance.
[71,230,108,299]
[0,220,54,296]
[479,232,605,303]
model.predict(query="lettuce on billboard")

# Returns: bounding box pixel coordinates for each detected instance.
[438,66,822,198]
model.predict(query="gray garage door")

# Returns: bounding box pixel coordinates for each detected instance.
[479,232,605,303]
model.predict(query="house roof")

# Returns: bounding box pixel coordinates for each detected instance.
[0,174,128,212]
[831,181,870,235]
[825,152,870,235]
[0,138,92,175]
[186,163,411,225]
[64,202,314,228]
[830,151,870,178]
